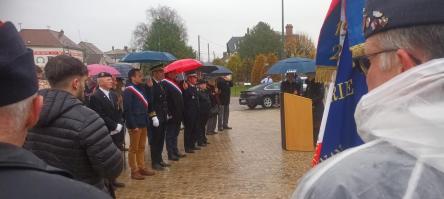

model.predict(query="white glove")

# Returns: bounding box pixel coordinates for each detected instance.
[115,123,123,132]
[167,114,173,120]
[152,116,160,127]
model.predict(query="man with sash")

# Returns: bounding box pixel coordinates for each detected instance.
[123,68,155,180]
[162,70,186,161]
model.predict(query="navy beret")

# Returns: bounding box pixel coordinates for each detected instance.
[0,22,38,106]
[364,0,444,38]
[97,72,112,78]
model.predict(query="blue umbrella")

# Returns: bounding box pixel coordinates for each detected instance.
[203,64,232,77]
[110,63,134,79]
[266,57,316,74]
[120,51,177,63]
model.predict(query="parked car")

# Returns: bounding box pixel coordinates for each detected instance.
[239,82,281,109]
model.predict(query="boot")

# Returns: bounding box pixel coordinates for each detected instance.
[131,171,145,180]
[139,168,155,176]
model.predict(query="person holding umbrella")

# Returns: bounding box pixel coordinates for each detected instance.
[162,70,187,161]
[281,71,302,95]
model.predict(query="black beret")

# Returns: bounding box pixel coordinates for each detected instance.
[364,0,444,38]
[0,22,38,106]
[97,72,112,78]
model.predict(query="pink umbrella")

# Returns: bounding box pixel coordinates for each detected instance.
[87,64,120,77]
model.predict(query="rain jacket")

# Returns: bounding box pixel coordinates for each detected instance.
[292,58,444,199]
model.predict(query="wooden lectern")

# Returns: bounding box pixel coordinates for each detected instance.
[280,93,314,151]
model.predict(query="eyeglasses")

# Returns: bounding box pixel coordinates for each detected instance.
[353,49,398,75]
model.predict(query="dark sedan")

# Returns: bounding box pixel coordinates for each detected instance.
[239,82,281,109]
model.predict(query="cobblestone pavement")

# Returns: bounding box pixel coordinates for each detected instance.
[116,103,313,199]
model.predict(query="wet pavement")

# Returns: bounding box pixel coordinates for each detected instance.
[116,99,312,199]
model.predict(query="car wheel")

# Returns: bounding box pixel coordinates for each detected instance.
[262,96,273,108]
[248,104,257,109]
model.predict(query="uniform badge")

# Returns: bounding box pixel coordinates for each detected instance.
[363,9,389,34]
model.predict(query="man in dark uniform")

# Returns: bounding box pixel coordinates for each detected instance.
[0,21,111,199]
[281,72,302,95]
[162,71,186,161]
[183,72,201,153]
[89,72,125,188]
[149,65,171,170]
[217,76,233,131]
[197,79,211,146]
[304,73,325,146]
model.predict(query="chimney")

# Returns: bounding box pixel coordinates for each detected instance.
[285,24,293,36]
[59,29,64,38]
[124,46,128,52]
[112,46,114,51]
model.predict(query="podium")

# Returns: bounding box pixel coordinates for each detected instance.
[280,93,314,151]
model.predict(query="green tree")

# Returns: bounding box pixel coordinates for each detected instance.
[212,58,225,66]
[132,6,195,59]
[238,22,281,60]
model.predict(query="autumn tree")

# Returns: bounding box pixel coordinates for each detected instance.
[132,6,195,59]
[251,54,267,85]
[284,33,316,59]
[212,58,225,66]
[226,54,242,82]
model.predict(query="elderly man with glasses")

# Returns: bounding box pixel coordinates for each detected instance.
[292,0,444,198]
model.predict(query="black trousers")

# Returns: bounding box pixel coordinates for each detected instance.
[150,122,166,165]
[111,130,125,150]
[184,113,199,150]
[198,113,209,144]
[166,119,181,157]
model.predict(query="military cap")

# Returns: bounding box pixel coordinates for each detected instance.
[151,63,164,72]
[197,79,207,85]
[186,71,198,77]
[0,22,38,106]
[364,0,444,38]
[97,72,112,78]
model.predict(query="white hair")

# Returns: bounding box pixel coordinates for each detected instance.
[372,24,444,71]
[0,95,35,133]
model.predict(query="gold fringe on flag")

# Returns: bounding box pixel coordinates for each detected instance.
[315,66,336,83]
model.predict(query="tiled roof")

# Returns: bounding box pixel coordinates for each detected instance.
[19,29,82,50]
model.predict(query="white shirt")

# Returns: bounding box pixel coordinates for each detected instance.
[99,87,111,101]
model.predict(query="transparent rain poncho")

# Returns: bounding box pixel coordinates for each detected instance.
[292,58,444,199]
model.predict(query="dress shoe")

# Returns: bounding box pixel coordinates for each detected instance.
[191,146,201,150]
[176,152,187,158]
[113,181,125,188]
[160,161,171,167]
[131,171,145,180]
[204,141,210,144]
[218,128,224,131]
[185,149,195,153]
[207,131,217,135]
[168,155,179,161]
[223,126,232,130]
[152,164,165,171]
[198,143,207,147]
[139,168,155,176]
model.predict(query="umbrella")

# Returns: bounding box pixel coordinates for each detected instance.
[266,57,316,74]
[87,64,120,77]
[198,64,219,74]
[164,59,203,73]
[120,51,177,63]
[204,64,232,77]
[110,63,134,79]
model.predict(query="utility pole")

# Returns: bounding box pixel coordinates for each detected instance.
[198,35,201,61]
[281,0,285,59]
[207,43,210,63]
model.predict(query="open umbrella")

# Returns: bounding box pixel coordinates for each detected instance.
[87,64,120,77]
[198,64,219,74]
[110,63,134,79]
[164,59,202,73]
[120,51,177,63]
[204,64,232,77]
[266,57,316,74]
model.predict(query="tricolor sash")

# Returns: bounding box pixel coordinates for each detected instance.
[162,78,182,94]
[126,86,148,108]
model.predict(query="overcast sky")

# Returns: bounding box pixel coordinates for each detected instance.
[1,0,330,61]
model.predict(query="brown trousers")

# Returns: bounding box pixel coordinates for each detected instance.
[128,128,147,172]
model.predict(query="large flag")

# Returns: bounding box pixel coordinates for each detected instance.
[312,0,368,165]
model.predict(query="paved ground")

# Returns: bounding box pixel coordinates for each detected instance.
[116,98,312,199]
